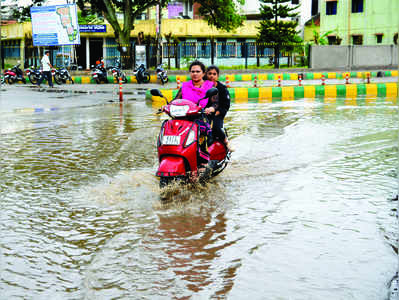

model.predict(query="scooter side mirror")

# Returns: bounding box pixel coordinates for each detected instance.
[151,89,170,104]
[150,89,163,98]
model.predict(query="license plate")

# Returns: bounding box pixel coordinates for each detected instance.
[162,135,180,145]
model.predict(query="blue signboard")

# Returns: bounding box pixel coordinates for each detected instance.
[79,24,107,33]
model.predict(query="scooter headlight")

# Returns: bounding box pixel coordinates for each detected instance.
[170,105,189,117]
[184,129,196,147]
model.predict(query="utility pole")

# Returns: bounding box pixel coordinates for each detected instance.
[0,4,3,89]
[274,0,279,69]
[156,2,162,66]
[347,0,351,45]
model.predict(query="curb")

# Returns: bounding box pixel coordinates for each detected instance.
[146,82,398,102]
[65,70,398,84]
[71,75,159,84]
[168,70,399,83]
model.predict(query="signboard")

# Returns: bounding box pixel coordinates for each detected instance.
[135,45,146,67]
[30,4,80,46]
[79,24,107,33]
[168,3,183,18]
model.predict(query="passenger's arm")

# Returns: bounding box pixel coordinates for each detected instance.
[217,87,230,117]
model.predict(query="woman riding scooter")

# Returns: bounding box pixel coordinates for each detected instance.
[163,60,218,165]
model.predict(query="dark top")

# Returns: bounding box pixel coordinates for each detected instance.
[214,81,230,118]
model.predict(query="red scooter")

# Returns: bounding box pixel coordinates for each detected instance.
[3,63,26,84]
[151,88,231,188]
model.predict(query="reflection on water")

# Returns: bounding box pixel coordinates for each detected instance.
[0,93,397,299]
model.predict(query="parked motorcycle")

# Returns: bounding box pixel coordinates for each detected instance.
[150,88,231,188]
[133,63,150,84]
[110,60,128,83]
[53,66,74,84]
[25,66,42,84]
[156,63,168,85]
[3,64,26,84]
[91,64,108,84]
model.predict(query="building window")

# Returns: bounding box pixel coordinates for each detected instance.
[352,35,363,45]
[327,36,337,45]
[237,38,246,58]
[326,1,337,15]
[217,38,227,57]
[312,0,319,15]
[376,34,383,44]
[352,0,363,13]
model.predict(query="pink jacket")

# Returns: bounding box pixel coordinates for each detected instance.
[181,80,214,108]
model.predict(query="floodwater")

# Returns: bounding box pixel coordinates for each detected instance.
[0,86,398,299]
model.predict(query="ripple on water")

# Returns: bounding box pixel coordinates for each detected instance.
[1,95,398,299]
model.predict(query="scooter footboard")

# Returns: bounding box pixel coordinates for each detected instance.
[156,156,187,177]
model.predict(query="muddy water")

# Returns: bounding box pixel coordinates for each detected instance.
[0,90,398,299]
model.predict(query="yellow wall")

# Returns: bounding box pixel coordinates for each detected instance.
[3,19,261,40]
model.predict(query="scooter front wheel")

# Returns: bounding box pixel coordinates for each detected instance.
[6,77,15,84]
[159,176,185,189]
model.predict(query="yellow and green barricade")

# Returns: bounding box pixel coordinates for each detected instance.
[66,70,398,84]
[146,82,398,102]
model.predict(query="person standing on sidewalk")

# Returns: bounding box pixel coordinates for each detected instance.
[37,50,53,87]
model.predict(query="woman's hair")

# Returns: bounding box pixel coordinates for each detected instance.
[189,60,206,73]
[206,65,220,75]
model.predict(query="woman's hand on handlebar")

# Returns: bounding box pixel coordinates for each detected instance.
[204,107,215,115]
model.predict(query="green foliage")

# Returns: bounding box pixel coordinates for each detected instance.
[77,11,103,24]
[196,0,246,32]
[257,0,302,68]
[12,0,45,22]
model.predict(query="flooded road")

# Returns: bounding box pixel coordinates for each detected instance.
[0,85,398,299]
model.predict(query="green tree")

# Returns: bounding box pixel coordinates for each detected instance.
[197,0,245,32]
[197,0,246,65]
[258,0,301,68]
[12,0,45,21]
[76,0,169,68]
[77,11,104,25]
